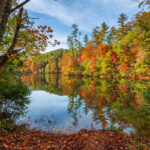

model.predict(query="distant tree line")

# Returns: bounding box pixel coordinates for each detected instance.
[22,1,150,79]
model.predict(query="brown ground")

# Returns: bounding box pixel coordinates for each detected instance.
[0,129,150,150]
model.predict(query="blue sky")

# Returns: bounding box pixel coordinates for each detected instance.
[22,0,140,52]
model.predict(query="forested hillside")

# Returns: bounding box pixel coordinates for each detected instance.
[21,48,67,73]
[22,8,150,79]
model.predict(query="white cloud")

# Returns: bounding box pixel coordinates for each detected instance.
[22,0,140,52]
[24,0,139,31]
[24,0,79,27]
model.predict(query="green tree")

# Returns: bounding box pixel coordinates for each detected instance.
[83,34,89,46]
[92,22,109,46]
[117,13,128,39]
[106,26,116,46]
[67,24,82,65]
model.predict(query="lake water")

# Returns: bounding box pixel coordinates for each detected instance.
[18,74,150,136]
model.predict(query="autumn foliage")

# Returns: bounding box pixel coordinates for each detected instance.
[21,3,150,80]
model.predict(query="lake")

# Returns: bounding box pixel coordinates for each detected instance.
[17,74,150,136]
[0,74,144,136]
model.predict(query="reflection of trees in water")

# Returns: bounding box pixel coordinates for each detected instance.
[0,77,31,124]
[68,96,83,126]
[22,74,150,137]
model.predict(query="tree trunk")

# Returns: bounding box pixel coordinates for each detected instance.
[0,0,12,43]
[0,7,23,70]
[0,54,9,71]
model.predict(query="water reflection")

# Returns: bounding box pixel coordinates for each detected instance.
[20,74,150,136]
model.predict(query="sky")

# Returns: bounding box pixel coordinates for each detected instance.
[22,0,140,52]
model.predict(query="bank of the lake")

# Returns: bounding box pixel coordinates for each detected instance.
[62,73,150,80]
[1,128,150,150]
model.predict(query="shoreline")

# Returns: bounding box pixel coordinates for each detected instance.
[1,128,150,149]
[24,72,150,81]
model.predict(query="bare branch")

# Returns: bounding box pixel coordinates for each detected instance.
[10,0,30,13]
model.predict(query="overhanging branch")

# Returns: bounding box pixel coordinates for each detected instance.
[10,0,30,13]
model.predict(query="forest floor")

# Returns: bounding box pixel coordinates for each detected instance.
[0,128,150,150]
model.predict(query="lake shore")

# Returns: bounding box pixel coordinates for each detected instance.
[67,74,150,81]
[1,128,150,150]
[24,72,150,81]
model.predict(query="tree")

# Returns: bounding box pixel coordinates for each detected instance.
[91,26,100,47]
[0,0,59,71]
[92,22,109,47]
[99,22,109,43]
[83,34,89,46]
[0,0,30,70]
[117,13,128,39]
[67,24,82,65]
[139,0,150,9]
[0,7,24,70]
[0,0,30,44]
[106,27,116,46]
[118,13,128,29]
